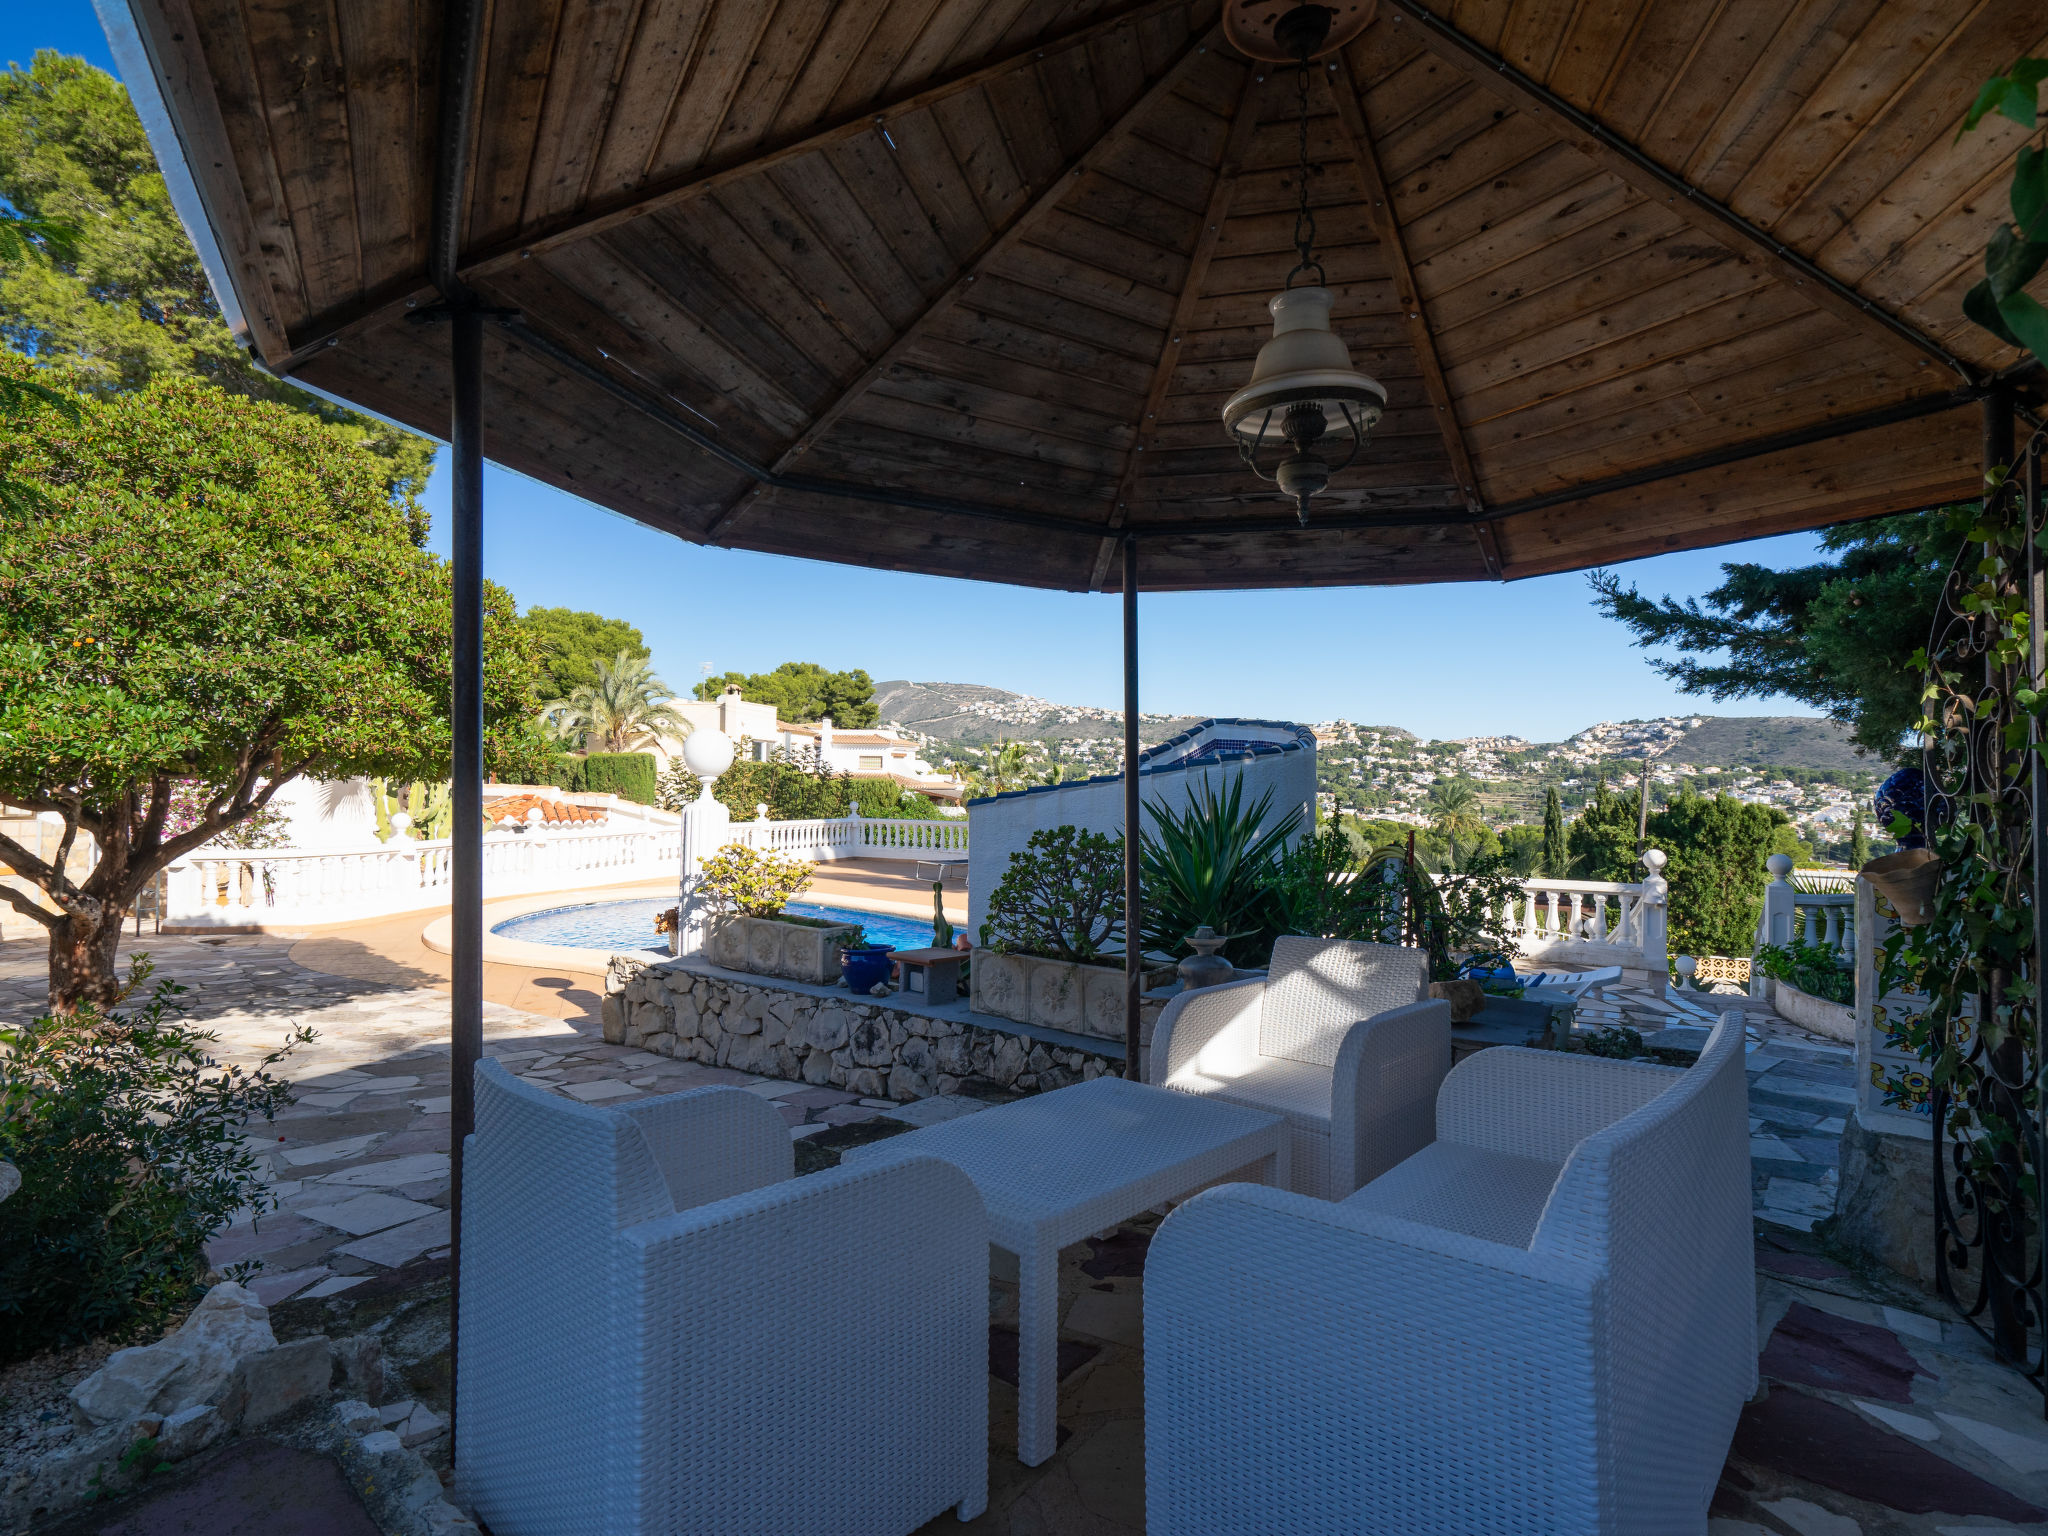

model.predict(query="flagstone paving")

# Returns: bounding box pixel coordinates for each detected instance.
[13,932,2042,1535]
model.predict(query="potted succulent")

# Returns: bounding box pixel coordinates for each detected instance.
[698,843,860,985]
[971,826,1155,1039]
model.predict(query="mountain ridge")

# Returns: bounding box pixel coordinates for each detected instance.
[875,680,1870,769]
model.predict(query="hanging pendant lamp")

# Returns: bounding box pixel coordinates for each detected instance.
[1222,3,1385,527]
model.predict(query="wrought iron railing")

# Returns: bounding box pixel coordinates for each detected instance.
[1904,422,2046,1399]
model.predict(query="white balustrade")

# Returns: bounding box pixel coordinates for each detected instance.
[162,824,684,929]
[1409,849,1669,988]
[160,812,958,930]
[728,815,968,864]
[1757,854,1855,964]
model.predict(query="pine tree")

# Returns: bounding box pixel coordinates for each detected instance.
[1541,785,1568,876]
[1849,807,1870,869]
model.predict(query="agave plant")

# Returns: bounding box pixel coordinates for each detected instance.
[1139,777,1300,968]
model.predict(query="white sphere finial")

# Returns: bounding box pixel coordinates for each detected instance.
[525,806,545,826]
[682,727,734,784]
[389,811,412,833]
[1766,853,1794,880]
[1640,847,1666,874]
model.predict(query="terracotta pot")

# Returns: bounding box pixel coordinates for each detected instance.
[1860,848,1941,926]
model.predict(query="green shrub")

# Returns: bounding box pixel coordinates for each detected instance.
[1266,828,1400,951]
[1570,785,1791,958]
[0,964,309,1362]
[1650,791,1790,957]
[487,718,573,787]
[697,842,814,918]
[660,758,848,820]
[979,826,1124,963]
[845,777,943,819]
[577,752,656,804]
[1362,846,1525,982]
[1757,939,1852,1005]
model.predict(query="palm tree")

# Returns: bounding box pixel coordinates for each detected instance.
[540,651,692,754]
[1427,779,1485,843]
[985,738,1030,794]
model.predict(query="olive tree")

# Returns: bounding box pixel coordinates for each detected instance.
[0,365,535,1009]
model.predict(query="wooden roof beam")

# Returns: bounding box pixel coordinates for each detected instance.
[1088,64,1264,591]
[270,0,1205,369]
[705,21,1225,545]
[1376,0,1982,387]
[1325,53,1497,577]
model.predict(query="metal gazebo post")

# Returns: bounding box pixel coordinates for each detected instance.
[445,307,484,1406]
[2028,430,2047,1414]
[1123,534,1143,1080]
[434,0,486,1433]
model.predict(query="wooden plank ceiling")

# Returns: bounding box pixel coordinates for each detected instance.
[129,0,2044,590]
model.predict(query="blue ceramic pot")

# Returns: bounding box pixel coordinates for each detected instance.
[1874,766,1927,850]
[841,944,896,994]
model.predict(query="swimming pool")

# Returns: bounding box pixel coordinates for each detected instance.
[491,896,944,954]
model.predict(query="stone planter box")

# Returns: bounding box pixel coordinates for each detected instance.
[705,913,862,986]
[1769,977,1854,1043]
[969,947,1171,1042]
[605,955,1120,1099]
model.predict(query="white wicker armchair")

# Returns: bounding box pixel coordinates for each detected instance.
[456,1062,989,1535]
[1144,1014,1754,1536]
[1149,937,1451,1199]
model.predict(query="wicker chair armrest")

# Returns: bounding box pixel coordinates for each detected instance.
[1329,999,1453,1196]
[1436,1046,1683,1165]
[613,1084,793,1213]
[1152,976,1268,1085]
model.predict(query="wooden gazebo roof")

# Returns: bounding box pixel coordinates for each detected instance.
[112,0,2045,590]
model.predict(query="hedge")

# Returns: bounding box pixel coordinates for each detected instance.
[567,752,657,804]
[844,777,942,819]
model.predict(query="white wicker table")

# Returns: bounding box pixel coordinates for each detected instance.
[845,1075,1287,1465]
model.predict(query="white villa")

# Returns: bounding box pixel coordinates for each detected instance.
[778,719,965,803]
[668,684,965,801]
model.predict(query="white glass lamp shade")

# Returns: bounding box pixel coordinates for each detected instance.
[682,727,735,781]
[1222,286,1385,444]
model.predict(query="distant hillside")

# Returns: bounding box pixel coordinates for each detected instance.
[1662,716,1875,771]
[875,682,1872,770]
[874,679,1201,746]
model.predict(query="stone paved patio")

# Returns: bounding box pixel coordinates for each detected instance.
[7,932,2047,1534]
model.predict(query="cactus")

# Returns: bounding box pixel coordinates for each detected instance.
[370,778,455,841]
[931,881,954,950]
[409,781,455,841]
[370,777,396,842]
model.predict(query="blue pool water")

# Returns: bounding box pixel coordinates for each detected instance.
[492,896,942,954]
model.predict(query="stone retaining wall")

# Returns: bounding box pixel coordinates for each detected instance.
[603,956,1121,1099]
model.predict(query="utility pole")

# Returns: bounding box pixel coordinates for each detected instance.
[1636,755,1653,851]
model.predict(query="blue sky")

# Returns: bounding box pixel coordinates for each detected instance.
[12,6,1832,742]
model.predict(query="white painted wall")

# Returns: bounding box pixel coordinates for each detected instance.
[268,776,383,850]
[964,719,1316,936]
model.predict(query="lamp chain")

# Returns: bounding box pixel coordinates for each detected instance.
[1288,50,1323,287]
